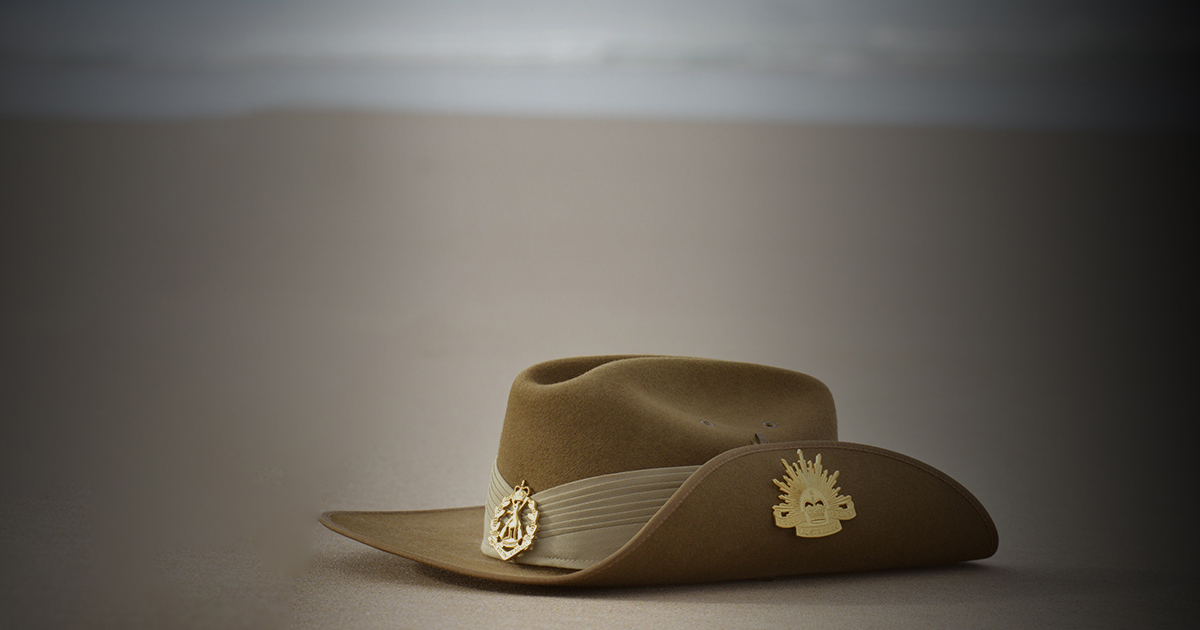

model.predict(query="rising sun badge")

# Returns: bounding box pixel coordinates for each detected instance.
[772,450,856,538]
[488,481,540,560]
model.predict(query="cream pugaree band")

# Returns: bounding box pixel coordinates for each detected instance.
[481,461,700,569]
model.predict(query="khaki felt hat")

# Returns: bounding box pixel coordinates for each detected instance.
[321,355,997,586]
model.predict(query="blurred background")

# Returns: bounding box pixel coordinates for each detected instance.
[1,1,1196,628]
[2,0,1196,126]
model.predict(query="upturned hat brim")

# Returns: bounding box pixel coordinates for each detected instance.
[321,441,997,586]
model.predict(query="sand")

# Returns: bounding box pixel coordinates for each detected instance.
[0,110,1194,628]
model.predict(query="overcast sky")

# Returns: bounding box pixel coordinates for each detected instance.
[0,1,1194,125]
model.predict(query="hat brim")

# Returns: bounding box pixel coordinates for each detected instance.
[321,441,998,586]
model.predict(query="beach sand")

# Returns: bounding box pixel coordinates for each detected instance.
[1,111,1193,628]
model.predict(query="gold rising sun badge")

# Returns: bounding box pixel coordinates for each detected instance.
[488,481,539,560]
[772,450,856,538]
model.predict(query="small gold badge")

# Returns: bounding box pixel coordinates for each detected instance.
[488,481,540,560]
[772,450,856,538]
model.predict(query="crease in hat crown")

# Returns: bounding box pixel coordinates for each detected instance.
[495,355,838,489]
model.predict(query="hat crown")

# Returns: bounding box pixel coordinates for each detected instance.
[496,355,838,491]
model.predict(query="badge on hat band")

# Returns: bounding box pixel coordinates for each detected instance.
[480,461,700,568]
[488,481,540,560]
[772,449,856,537]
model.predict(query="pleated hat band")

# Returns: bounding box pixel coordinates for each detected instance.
[481,461,699,569]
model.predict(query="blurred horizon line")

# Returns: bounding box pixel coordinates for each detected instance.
[0,0,1195,127]
[2,1,1195,77]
